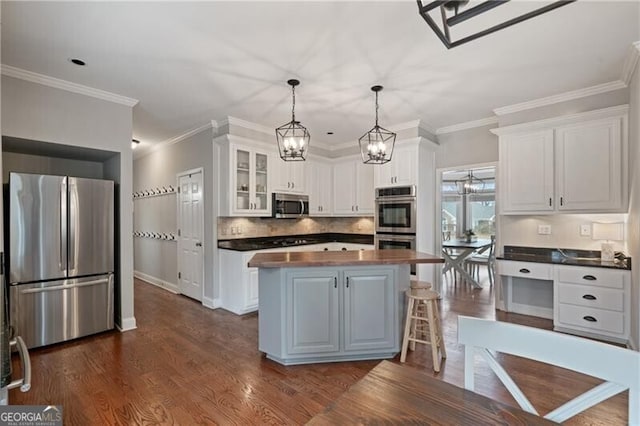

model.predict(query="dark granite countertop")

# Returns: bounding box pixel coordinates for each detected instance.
[218,233,374,252]
[497,246,631,270]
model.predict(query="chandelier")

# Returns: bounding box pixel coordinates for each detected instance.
[359,85,396,165]
[276,79,309,161]
[456,171,486,195]
[416,1,576,49]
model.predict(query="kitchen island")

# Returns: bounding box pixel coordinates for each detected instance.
[248,249,444,365]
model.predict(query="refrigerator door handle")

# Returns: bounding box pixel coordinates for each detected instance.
[60,177,68,275]
[68,179,77,274]
[7,336,31,392]
[19,277,110,294]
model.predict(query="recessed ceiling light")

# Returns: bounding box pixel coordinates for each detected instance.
[327,132,334,135]
[70,58,86,66]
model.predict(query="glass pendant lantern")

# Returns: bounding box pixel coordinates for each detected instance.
[359,85,396,165]
[276,79,309,161]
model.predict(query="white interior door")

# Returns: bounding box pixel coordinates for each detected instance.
[177,170,204,301]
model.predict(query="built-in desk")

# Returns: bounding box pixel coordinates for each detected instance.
[497,246,631,345]
[248,249,444,365]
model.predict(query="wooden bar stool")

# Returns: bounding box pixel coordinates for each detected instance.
[400,286,446,372]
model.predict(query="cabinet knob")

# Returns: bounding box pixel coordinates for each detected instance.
[582,294,596,300]
[519,268,530,274]
[582,275,597,281]
[583,315,597,322]
[549,197,552,207]
[292,182,295,189]
[355,205,359,211]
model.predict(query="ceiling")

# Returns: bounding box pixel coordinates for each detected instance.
[2,1,639,150]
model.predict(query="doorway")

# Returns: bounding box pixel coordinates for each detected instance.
[177,168,204,301]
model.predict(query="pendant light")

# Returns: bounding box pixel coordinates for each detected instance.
[456,171,486,195]
[276,79,310,161]
[359,85,396,165]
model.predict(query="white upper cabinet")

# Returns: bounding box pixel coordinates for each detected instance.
[496,107,628,215]
[307,159,333,216]
[271,156,307,194]
[499,130,554,213]
[333,159,374,215]
[230,144,271,216]
[373,145,417,188]
[555,118,622,211]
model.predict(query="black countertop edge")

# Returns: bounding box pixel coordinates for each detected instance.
[497,245,631,270]
[218,233,375,251]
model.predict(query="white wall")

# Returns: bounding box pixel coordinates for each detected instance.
[435,124,498,169]
[1,75,136,330]
[133,127,216,304]
[2,151,105,181]
[627,44,640,351]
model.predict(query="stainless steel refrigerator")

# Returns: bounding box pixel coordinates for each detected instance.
[8,172,114,349]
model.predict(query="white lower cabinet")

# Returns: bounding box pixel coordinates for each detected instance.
[554,266,629,343]
[219,250,261,315]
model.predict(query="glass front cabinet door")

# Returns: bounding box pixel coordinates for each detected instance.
[232,145,270,216]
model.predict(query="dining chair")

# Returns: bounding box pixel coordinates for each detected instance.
[466,235,495,286]
[458,316,640,424]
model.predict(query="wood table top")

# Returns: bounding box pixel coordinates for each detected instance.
[248,249,444,268]
[307,360,556,425]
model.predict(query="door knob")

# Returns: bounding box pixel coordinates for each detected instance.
[195,242,202,247]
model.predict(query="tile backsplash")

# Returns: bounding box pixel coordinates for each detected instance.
[218,216,374,239]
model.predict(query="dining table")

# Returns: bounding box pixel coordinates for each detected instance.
[307,360,555,425]
[442,238,493,288]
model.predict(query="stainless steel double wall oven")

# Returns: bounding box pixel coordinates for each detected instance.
[375,185,417,274]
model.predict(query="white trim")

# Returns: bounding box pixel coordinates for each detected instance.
[117,317,137,332]
[134,122,213,160]
[493,81,628,116]
[436,116,499,135]
[202,296,221,309]
[490,104,630,136]
[621,41,640,86]
[219,116,274,135]
[1,64,139,107]
[134,270,179,294]
[176,167,206,303]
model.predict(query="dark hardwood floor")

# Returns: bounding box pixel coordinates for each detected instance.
[10,272,628,425]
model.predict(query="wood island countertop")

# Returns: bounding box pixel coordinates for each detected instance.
[247,249,444,268]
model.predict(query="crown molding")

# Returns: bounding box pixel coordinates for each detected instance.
[436,116,498,135]
[490,104,629,136]
[1,64,139,107]
[219,116,274,135]
[493,80,627,117]
[621,41,640,86]
[134,122,213,160]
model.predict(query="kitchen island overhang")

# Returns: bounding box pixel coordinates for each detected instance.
[249,249,444,366]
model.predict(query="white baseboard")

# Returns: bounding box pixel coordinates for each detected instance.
[203,296,222,309]
[134,270,179,294]
[117,316,137,332]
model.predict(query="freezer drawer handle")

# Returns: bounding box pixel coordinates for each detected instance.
[582,294,597,300]
[583,315,597,322]
[19,278,110,294]
[518,268,530,274]
[8,336,31,392]
[582,275,597,281]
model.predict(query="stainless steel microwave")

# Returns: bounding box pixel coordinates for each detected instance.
[272,193,309,218]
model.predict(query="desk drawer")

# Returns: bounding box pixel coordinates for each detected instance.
[557,283,624,312]
[556,267,626,289]
[557,303,624,334]
[497,261,552,280]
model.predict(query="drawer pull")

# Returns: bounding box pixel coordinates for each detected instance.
[519,268,530,274]
[582,294,597,301]
[583,275,597,281]
[583,315,597,322]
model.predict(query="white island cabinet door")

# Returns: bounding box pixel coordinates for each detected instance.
[499,129,554,213]
[286,271,340,355]
[555,117,622,211]
[343,269,395,352]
